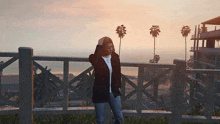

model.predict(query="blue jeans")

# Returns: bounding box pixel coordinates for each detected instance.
[94,92,123,124]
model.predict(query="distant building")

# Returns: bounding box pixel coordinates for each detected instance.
[190,16,220,69]
[190,16,220,94]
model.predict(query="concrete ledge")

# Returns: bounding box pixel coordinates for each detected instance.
[182,115,220,123]
[0,107,19,115]
[140,110,171,118]
[122,110,172,118]
[1,107,220,123]
[32,107,96,115]
[142,110,171,114]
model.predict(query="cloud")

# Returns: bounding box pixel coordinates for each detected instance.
[2,0,220,54]
[43,0,105,17]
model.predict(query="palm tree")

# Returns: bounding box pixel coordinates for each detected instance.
[181,25,191,61]
[199,26,207,34]
[116,25,126,58]
[150,25,161,57]
[199,26,207,47]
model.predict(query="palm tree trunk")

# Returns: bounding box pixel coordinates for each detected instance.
[154,37,155,57]
[185,37,187,61]
[119,37,121,58]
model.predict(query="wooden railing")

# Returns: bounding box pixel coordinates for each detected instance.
[0,47,220,124]
[181,69,220,123]
[191,34,201,40]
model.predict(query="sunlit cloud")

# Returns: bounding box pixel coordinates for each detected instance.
[43,0,105,17]
[1,0,220,59]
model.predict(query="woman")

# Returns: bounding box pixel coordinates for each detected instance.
[89,36,123,124]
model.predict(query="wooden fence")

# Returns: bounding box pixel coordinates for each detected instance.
[0,47,220,124]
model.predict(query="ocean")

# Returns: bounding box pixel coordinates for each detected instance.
[0,49,189,76]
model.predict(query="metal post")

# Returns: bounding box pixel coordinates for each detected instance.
[169,59,186,124]
[196,25,200,62]
[19,47,34,124]
[202,24,205,48]
[193,25,197,69]
[63,60,69,110]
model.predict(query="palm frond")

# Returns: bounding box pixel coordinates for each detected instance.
[116,25,126,38]
[181,25,191,37]
[150,25,160,37]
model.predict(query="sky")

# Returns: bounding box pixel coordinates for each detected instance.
[1,0,220,65]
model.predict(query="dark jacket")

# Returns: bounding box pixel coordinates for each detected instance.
[89,45,121,103]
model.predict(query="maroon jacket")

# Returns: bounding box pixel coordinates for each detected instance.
[89,45,121,103]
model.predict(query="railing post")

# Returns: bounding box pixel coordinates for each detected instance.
[121,76,125,103]
[137,65,144,114]
[189,82,195,106]
[153,68,159,102]
[0,61,3,96]
[44,70,50,106]
[63,60,69,110]
[215,55,220,95]
[215,55,219,69]
[19,47,34,124]
[169,59,186,124]
[204,72,215,120]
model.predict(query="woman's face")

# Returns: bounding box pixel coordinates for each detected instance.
[103,43,114,56]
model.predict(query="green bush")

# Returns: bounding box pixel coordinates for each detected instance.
[0,114,19,124]
[0,113,220,124]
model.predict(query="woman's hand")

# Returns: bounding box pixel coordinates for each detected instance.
[118,88,121,92]
[98,37,105,45]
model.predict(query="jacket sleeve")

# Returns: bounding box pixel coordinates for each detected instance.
[89,45,102,67]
